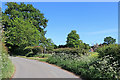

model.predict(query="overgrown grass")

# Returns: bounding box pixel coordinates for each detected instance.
[1,58,15,79]
[1,42,15,79]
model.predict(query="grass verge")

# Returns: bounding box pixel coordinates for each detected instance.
[17,56,48,62]
[2,58,15,79]
[1,42,15,79]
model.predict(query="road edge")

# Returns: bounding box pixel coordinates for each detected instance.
[17,56,81,79]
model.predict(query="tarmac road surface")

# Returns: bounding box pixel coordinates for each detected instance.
[10,57,81,79]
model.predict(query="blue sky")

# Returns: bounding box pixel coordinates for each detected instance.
[2,2,118,46]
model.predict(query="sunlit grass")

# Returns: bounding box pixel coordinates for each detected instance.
[17,56,48,62]
[1,42,15,79]
[2,59,15,79]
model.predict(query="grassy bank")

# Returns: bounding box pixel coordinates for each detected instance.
[1,42,15,79]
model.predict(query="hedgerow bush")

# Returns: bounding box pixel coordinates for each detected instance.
[53,48,88,55]
[91,55,120,79]
[24,46,43,57]
[95,44,120,67]
[95,44,119,58]
[47,51,120,80]
[25,52,34,57]
[32,46,43,54]
[47,53,98,79]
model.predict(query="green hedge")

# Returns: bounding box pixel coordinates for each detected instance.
[47,51,120,79]
[95,44,120,62]
[47,53,97,79]
[53,48,88,56]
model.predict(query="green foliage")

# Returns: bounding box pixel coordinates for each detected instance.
[40,38,55,53]
[54,44,58,49]
[47,53,98,79]
[83,43,90,49]
[24,46,43,57]
[66,30,81,48]
[34,54,52,58]
[20,56,48,62]
[24,46,33,51]
[95,44,120,60]
[2,2,48,55]
[57,45,67,48]
[47,45,120,80]
[91,55,120,79]
[25,51,33,57]
[53,48,88,55]
[1,42,14,79]
[45,38,55,52]
[5,17,40,46]
[3,2,48,32]
[24,39,54,56]
[0,7,1,24]
[79,42,90,49]
[88,52,99,58]
[32,46,43,54]
[4,17,40,55]
[66,30,90,49]
[104,36,116,44]
[0,13,14,78]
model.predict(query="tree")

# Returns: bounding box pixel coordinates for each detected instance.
[104,36,116,44]
[39,38,55,53]
[58,45,67,48]
[66,30,80,48]
[3,2,48,32]
[54,44,58,49]
[2,2,48,55]
[45,38,55,52]
[5,17,40,55]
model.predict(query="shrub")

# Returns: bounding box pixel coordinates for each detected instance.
[25,52,34,57]
[32,46,43,55]
[47,53,98,79]
[53,48,88,56]
[91,55,120,79]
[95,44,120,62]
[47,52,120,80]
[24,46,43,57]
[24,46,33,52]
